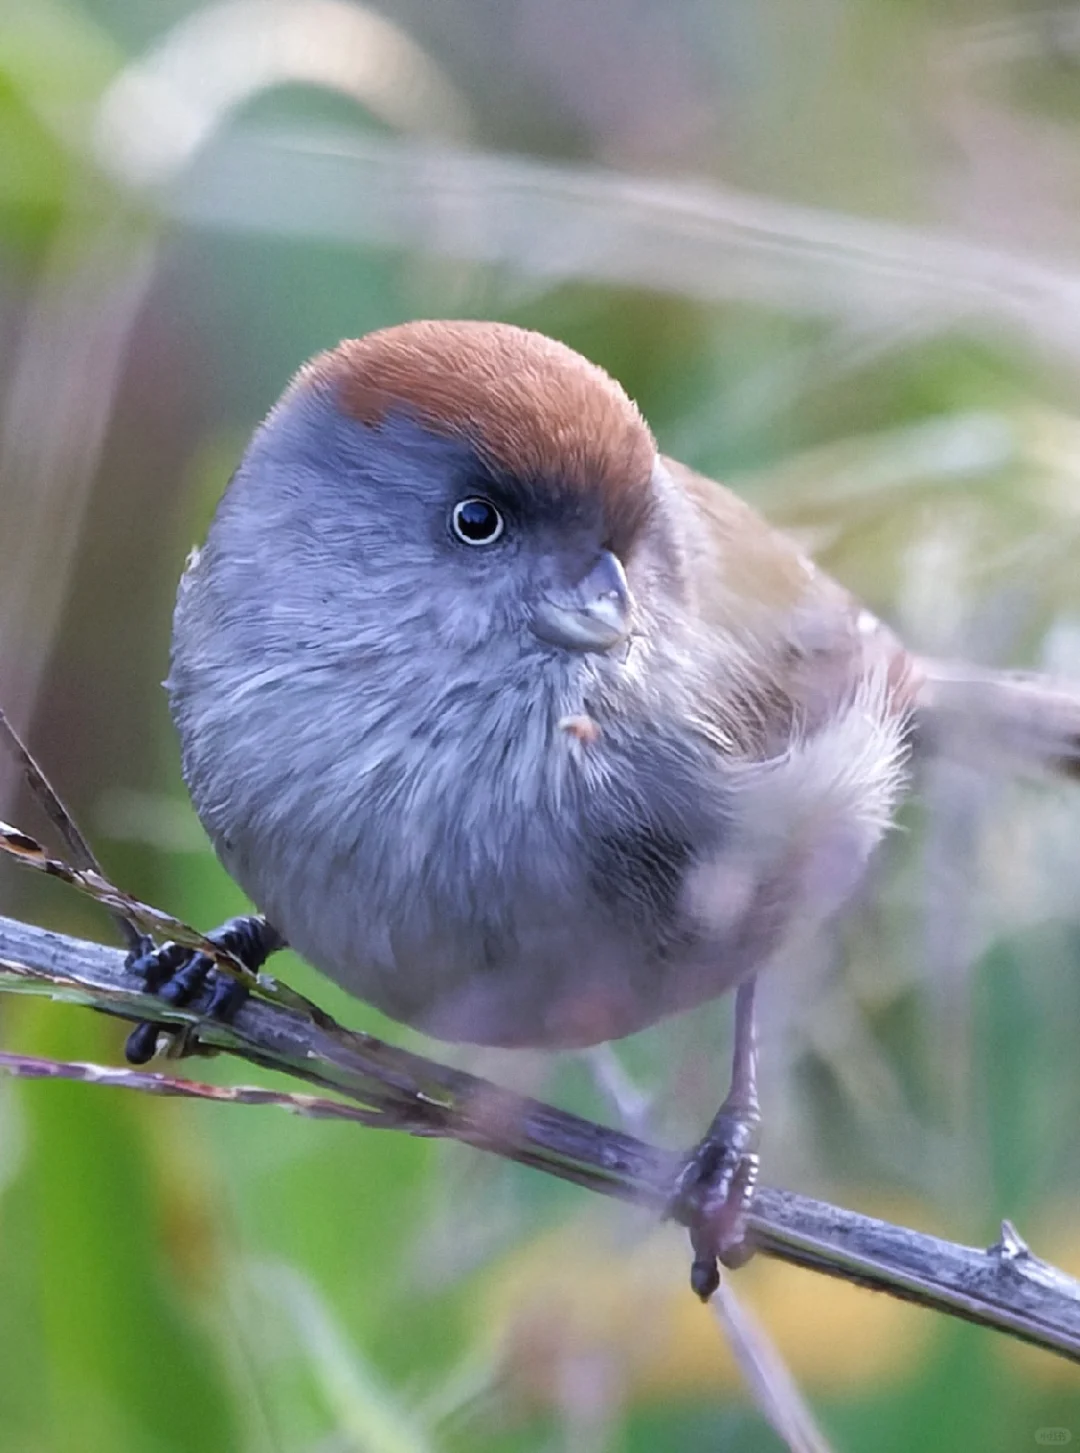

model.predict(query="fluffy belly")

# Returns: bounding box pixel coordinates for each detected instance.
[239,821,796,1050]
[210,663,908,1050]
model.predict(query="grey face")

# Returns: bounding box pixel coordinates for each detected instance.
[361,414,637,659]
[214,391,640,670]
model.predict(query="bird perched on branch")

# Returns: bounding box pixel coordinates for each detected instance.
[127,320,1080,1296]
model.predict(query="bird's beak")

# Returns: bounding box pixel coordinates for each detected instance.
[530,550,633,654]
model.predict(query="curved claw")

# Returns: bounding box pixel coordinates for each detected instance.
[124,1019,163,1065]
[123,915,283,1064]
[668,1105,761,1301]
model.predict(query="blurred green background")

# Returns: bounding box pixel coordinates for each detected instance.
[2,0,1080,1448]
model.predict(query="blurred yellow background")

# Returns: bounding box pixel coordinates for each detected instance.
[2,1,1080,1449]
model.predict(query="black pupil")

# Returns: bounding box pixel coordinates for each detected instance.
[456,499,499,541]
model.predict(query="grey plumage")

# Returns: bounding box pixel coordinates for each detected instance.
[169,326,913,1048]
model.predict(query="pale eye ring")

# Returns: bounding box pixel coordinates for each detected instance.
[451,497,504,546]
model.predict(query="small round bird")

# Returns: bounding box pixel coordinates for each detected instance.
[127,320,1080,1294]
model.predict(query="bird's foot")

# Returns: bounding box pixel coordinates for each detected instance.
[667,1102,761,1301]
[123,915,282,1064]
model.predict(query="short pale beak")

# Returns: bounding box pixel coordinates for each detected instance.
[530,550,633,654]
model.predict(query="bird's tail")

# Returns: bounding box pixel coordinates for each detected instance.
[914,658,1080,779]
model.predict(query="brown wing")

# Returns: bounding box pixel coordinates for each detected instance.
[660,455,917,758]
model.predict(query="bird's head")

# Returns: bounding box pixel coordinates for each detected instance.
[212,320,668,668]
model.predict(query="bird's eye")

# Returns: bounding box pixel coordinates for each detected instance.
[451,497,504,546]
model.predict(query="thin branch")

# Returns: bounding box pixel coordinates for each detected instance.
[0,1050,388,1127]
[0,708,143,952]
[0,908,1078,1364]
[0,819,323,1019]
[713,1284,834,1453]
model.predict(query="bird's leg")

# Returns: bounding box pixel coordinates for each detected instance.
[123,915,285,1064]
[668,975,761,1301]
